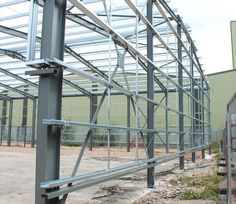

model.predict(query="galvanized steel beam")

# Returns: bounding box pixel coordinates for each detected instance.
[0,82,35,99]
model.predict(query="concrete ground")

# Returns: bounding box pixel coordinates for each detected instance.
[0,145,219,204]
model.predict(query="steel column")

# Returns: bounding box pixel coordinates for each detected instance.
[201,77,205,159]
[7,99,13,146]
[190,42,195,162]
[1,98,7,145]
[147,0,155,188]
[177,17,184,170]
[31,98,36,148]
[1,99,7,144]
[165,93,169,153]
[26,0,38,61]
[89,93,97,151]
[207,87,212,155]
[35,1,66,204]
[226,114,232,204]
[127,96,131,152]
[194,87,200,162]
[22,86,28,147]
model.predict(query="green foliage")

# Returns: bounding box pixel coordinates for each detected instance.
[210,141,220,153]
[180,185,218,200]
[62,142,80,147]
[92,128,117,147]
[61,125,75,144]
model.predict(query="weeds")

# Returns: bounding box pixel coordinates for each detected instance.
[169,153,223,201]
[179,174,223,200]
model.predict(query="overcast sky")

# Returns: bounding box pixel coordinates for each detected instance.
[169,0,236,74]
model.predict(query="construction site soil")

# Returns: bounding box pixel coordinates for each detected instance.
[0,145,221,204]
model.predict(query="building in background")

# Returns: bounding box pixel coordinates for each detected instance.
[206,21,236,132]
[207,69,236,131]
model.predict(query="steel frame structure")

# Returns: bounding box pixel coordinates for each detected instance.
[0,0,212,203]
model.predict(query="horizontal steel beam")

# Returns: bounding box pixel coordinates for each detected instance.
[67,0,182,92]
[0,94,12,100]
[0,0,26,8]
[124,0,208,100]
[63,78,91,96]
[41,143,209,199]
[0,67,38,88]
[0,25,119,90]
[52,58,210,124]
[0,82,35,99]
[43,118,210,136]
[67,13,108,37]
[0,48,26,61]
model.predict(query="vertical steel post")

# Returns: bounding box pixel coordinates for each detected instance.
[22,87,28,147]
[127,96,131,152]
[0,100,2,145]
[31,98,36,148]
[26,0,38,61]
[35,0,66,203]
[17,126,20,146]
[226,113,232,204]
[177,16,184,170]
[1,98,7,144]
[165,93,169,153]
[89,93,97,151]
[7,99,13,146]
[147,0,155,188]
[190,42,195,162]
[207,86,212,155]
[201,77,205,159]
[194,87,200,162]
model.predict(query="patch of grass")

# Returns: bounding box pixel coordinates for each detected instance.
[209,141,220,153]
[179,174,223,200]
[181,185,218,200]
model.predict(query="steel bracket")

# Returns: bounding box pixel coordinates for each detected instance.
[25,68,58,76]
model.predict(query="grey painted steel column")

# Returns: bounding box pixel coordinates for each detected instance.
[165,93,169,153]
[1,98,7,144]
[201,77,205,159]
[0,100,2,145]
[190,42,196,162]
[16,126,20,146]
[177,17,184,170]
[22,87,28,147]
[31,98,36,148]
[207,87,212,155]
[7,99,13,146]
[147,0,155,187]
[89,94,97,151]
[226,114,232,204]
[35,0,66,204]
[194,88,200,161]
[127,96,131,152]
